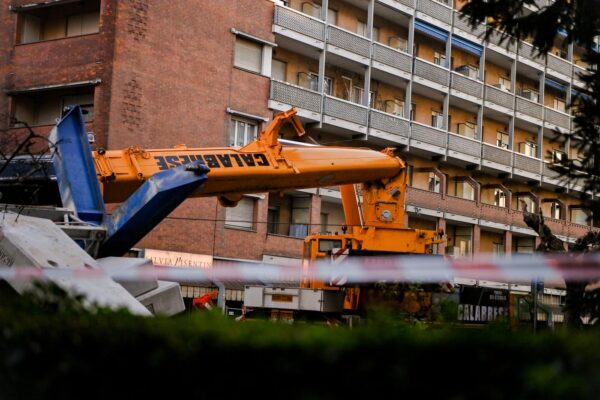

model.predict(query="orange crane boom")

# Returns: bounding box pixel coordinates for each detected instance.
[93,108,404,205]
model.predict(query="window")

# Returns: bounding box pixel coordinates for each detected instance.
[225,197,255,230]
[519,141,538,157]
[496,131,509,149]
[320,213,329,233]
[385,99,404,116]
[61,93,94,122]
[234,37,262,73]
[516,196,536,213]
[230,117,258,147]
[434,51,446,67]
[570,208,588,225]
[289,196,310,238]
[554,97,566,112]
[514,237,534,254]
[431,110,444,129]
[428,173,441,193]
[12,88,94,126]
[298,72,332,94]
[357,20,367,37]
[389,36,408,52]
[301,2,336,24]
[17,4,100,44]
[548,201,562,220]
[272,59,287,81]
[455,181,474,200]
[496,76,511,92]
[457,122,476,138]
[410,103,416,120]
[494,189,506,207]
[267,207,279,234]
[352,86,364,104]
[67,12,100,36]
[551,149,566,163]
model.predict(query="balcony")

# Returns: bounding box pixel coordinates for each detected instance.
[447,132,481,162]
[405,187,596,240]
[544,107,571,130]
[546,53,572,79]
[372,42,412,77]
[515,96,543,122]
[411,122,447,153]
[450,72,483,101]
[417,0,452,26]
[369,109,410,144]
[269,80,322,117]
[482,144,512,172]
[485,84,514,111]
[518,42,545,69]
[453,11,486,39]
[327,25,371,63]
[414,58,449,88]
[323,95,369,132]
[273,5,325,44]
[513,152,542,178]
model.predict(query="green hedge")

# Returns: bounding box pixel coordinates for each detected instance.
[0,291,599,399]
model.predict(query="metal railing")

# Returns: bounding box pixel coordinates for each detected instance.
[274,5,325,41]
[411,122,447,147]
[485,85,514,109]
[516,96,543,120]
[448,132,482,158]
[269,80,323,113]
[323,95,369,126]
[547,53,572,76]
[415,58,449,86]
[417,0,452,25]
[514,153,542,174]
[369,110,410,137]
[451,72,483,98]
[544,107,571,129]
[327,26,370,58]
[483,143,513,166]
[372,43,412,73]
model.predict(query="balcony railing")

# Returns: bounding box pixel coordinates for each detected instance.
[406,187,596,239]
[448,132,481,158]
[483,143,513,166]
[451,72,483,99]
[544,107,571,129]
[411,122,447,147]
[323,95,369,126]
[274,5,325,41]
[417,0,452,25]
[487,29,517,53]
[372,42,412,73]
[414,58,449,87]
[270,80,322,113]
[516,96,543,120]
[543,162,562,179]
[518,42,545,64]
[369,109,410,137]
[514,152,542,174]
[328,26,371,58]
[453,11,486,37]
[546,53,572,77]
[485,85,514,109]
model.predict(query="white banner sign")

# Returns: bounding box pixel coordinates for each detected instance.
[144,249,213,268]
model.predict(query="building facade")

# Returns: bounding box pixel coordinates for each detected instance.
[1,0,597,265]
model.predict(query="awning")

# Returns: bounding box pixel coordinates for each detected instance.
[545,78,567,92]
[451,35,483,56]
[415,19,448,42]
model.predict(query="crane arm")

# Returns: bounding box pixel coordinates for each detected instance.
[94,109,405,204]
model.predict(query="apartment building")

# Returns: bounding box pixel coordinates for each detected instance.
[0,0,597,266]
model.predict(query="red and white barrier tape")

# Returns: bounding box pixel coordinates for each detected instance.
[1,254,600,284]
